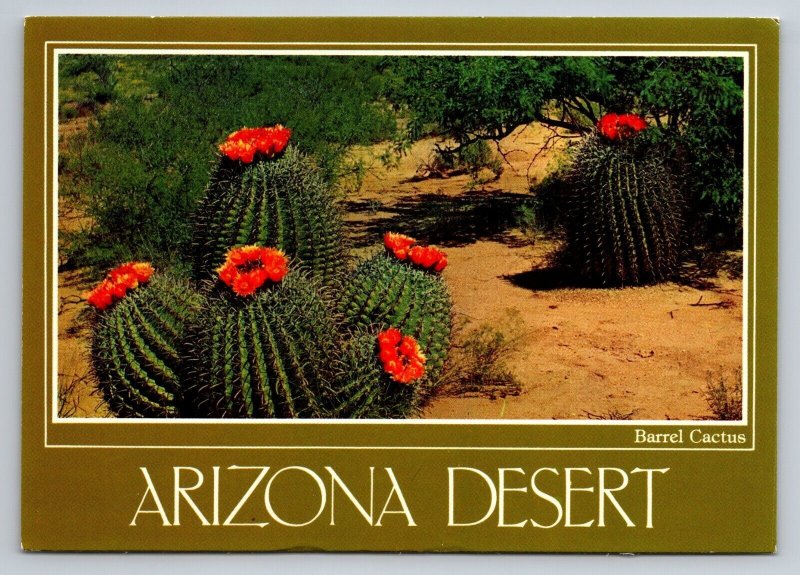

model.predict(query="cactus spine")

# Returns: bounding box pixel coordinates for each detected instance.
[331,329,418,419]
[191,147,346,288]
[90,276,202,418]
[185,273,342,418]
[565,135,683,285]
[340,253,452,384]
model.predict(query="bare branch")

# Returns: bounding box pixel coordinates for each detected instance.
[534,111,590,134]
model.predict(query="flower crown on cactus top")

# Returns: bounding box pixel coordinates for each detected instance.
[216,245,289,297]
[384,232,448,272]
[376,328,426,384]
[596,113,648,142]
[218,125,292,163]
[85,262,154,310]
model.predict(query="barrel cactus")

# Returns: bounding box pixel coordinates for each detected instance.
[340,233,452,384]
[87,264,202,418]
[331,327,424,419]
[190,126,346,288]
[184,247,342,418]
[564,113,684,286]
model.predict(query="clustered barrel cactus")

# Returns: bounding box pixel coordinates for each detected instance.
[192,141,346,289]
[185,271,342,418]
[340,241,451,383]
[89,271,202,417]
[564,113,684,286]
[84,125,453,419]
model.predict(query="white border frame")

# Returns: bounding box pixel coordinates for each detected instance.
[46,43,756,451]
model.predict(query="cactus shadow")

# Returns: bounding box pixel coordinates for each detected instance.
[502,264,587,292]
[502,247,622,292]
[343,190,524,249]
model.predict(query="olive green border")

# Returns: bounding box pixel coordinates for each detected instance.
[22,17,778,552]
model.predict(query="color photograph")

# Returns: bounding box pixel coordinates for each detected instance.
[56,53,746,421]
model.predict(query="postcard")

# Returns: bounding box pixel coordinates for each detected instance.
[21,17,778,552]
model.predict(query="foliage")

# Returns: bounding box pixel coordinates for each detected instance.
[386,56,744,244]
[385,57,560,144]
[59,55,396,271]
[634,58,744,244]
[524,167,572,236]
[58,55,117,118]
[440,315,522,400]
[703,369,743,420]
[428,139,504,184]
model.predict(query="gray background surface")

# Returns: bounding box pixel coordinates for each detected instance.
[2,0,796,572]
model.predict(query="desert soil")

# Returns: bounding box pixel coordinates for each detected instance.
[58,122,742,420]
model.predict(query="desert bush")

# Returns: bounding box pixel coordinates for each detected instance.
[440,313,522,400]
[58,54,117,117]
[703,369,743,420]
[59,55,396,271]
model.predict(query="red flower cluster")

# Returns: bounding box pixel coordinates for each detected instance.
[84,262,154,310]
[384,232,447,272]
[408,245,448,272]
[596,113,648,141]
[218,125,292,163]
[217,245,288,297]
[376,328,426,385]
[384,232,415,260]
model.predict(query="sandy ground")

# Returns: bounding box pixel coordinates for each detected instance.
[57,268,110,417]
[57,122,742,420]
[343,124,742,420]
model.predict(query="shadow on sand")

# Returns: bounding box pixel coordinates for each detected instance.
[343,189,526,249]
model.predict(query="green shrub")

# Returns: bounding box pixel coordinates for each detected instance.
[58,55,397,272]
[703,369,743,420]
[441,316,522,400]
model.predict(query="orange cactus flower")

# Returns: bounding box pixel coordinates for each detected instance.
[218,125,292,163]
[84,261,154,310]
[85,280,115,310]
[376,328,426,385]
[384,232,447,273]
[384,232,416,260]
[217,245,288,296]
[408,245,448,272]
[377,327,402,348]
[597,113,648,142]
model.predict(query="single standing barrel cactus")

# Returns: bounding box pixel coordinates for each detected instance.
[191,126,346,288]
[340,234,452,384]
[564,113,683,286]
[184,249,342,418]
[88,265,203,418]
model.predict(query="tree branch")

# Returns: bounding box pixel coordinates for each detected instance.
[534,112,590,134]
